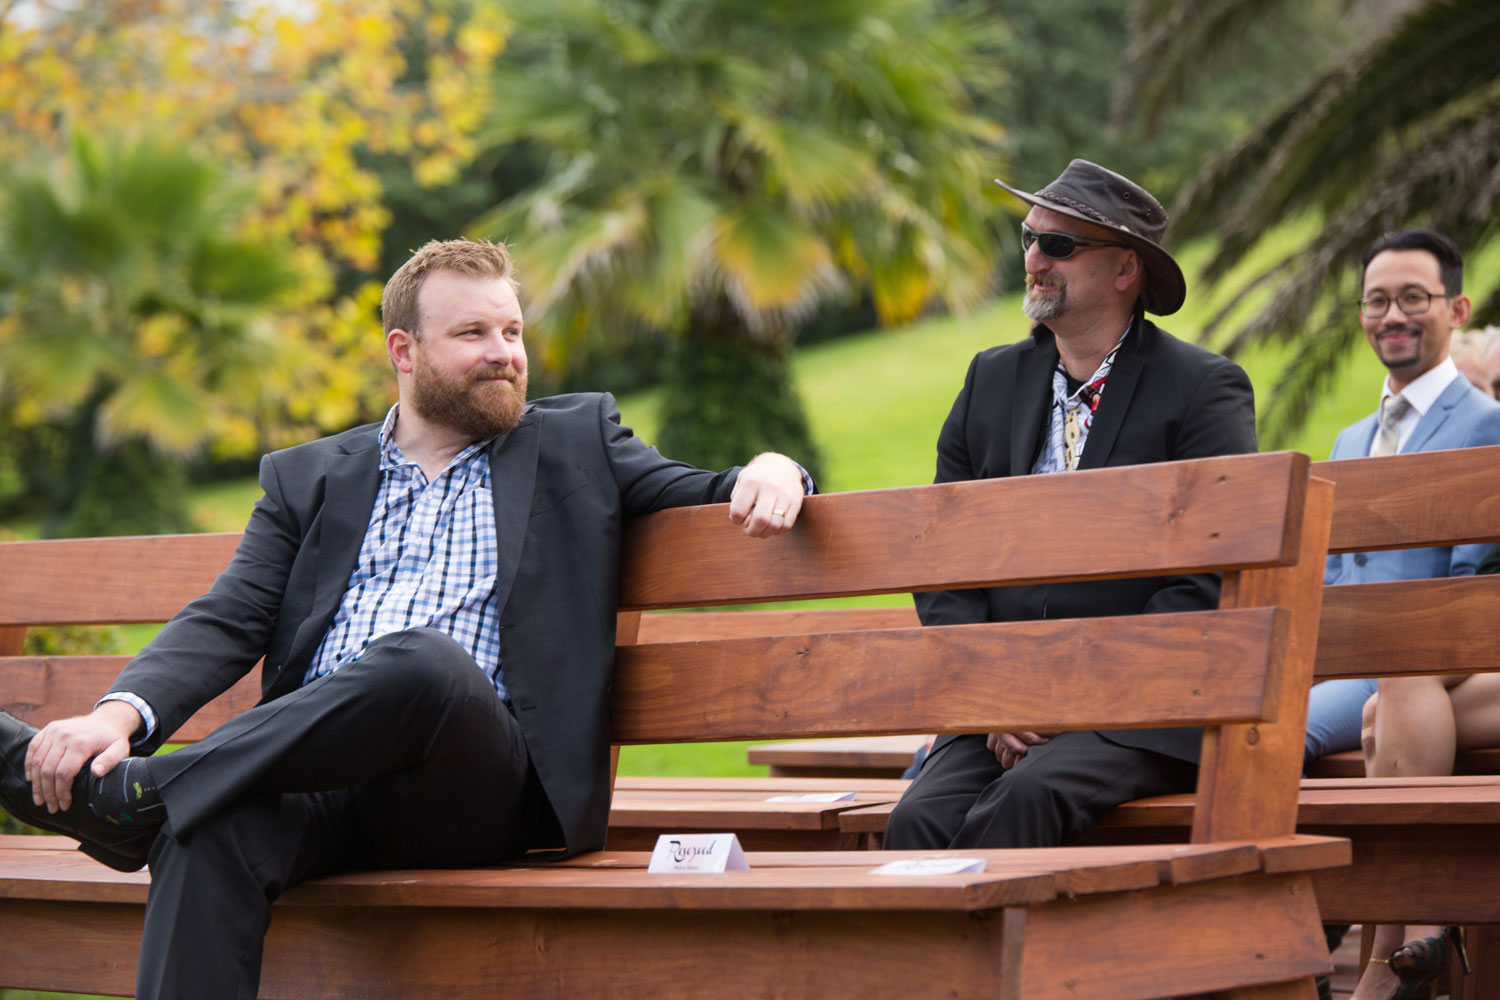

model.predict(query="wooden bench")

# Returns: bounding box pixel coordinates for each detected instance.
[814,446,1500,995]
[667,445,1500,791]
[0,451,1342,999]
[619,445,1500,993]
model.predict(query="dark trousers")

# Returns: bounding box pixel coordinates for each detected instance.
[136,628,545,1000]
[883,730,1195,850]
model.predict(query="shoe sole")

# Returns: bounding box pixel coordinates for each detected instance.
[0,752,154,873]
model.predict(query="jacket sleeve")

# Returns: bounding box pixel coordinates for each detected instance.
[1141,355,1257,616]
[106,452,302,751]
[914,354,993,627]
[596,393,744,515]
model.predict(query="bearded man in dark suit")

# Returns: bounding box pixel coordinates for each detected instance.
[884,160,1257,851]
[0,238,810,999]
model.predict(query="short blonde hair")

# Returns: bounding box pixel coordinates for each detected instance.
[381,238,518,336]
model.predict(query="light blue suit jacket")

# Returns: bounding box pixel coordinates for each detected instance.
[1325,374,1500,585]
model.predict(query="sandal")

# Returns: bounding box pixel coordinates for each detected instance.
[1371,925,1470,999]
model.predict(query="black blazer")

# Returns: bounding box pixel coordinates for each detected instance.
[916,318,1257,762]
[109,393,742,855]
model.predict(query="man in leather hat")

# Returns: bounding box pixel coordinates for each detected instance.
[884,160,1257,850]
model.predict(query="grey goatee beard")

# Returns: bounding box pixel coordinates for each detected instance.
[1022,274,1067,322]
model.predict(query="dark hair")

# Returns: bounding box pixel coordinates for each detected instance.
[1362,228,1463,295]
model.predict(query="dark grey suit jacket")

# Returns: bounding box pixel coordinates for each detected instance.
[916,318,1257,762]
[108,392,741,855]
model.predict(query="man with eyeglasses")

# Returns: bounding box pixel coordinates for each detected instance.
[1304,228,1500,769]
[884,160,1256,852]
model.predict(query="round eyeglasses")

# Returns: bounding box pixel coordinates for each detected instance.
[1359,289,1454,318]
[1021,223,1130,260]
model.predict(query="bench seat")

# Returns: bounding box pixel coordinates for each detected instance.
[0,833,1347,999]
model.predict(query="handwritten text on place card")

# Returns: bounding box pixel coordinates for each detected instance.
[647,833,750,874]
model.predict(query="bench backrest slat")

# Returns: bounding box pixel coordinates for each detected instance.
[0,656,259,740]
[0,533,240,627]
[619,452,1307,609]
[1311,444,1500,554]
[1316,574,1500,679]
[612,608,1286,743]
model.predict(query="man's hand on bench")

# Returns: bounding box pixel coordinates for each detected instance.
[987,731,1054,770]
[729,452,807,537]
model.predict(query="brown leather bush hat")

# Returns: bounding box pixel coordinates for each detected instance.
[994,159,1186,316]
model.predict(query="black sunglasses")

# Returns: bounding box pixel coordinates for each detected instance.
[1021,223,1130,260]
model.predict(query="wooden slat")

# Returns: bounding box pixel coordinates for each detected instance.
[1004,873,1329,1000]
[612,775,910,794]
[1256,834,1355,875]
[638,607,918,642]
[607,798,860,832]
[620,452,1308,609]
[1308,824,1500,924]
[611,608,1285,743]
[745,735,927,772]
[1302,775,1500,789]
[1313,445,1500,554]
[0,532,240,626]
[0,899,1023,999]
[285,866,1060,912]
[1096,779,1500,829]
[1306,747,1500,778]
[0,657,261,743]
[1315,575,1500,679]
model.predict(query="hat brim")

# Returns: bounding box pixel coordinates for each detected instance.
[994,178,1186,316]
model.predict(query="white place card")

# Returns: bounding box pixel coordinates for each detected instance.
[870,857,988,876]
[764,792,857,803]
[647,833,751,874]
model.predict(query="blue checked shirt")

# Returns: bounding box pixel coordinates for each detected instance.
[305,404,508,699]
[102,404,509,739]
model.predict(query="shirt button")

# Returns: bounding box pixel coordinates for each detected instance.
[1353,554,1368,566]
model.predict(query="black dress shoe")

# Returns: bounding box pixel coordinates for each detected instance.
[0,709,159,872]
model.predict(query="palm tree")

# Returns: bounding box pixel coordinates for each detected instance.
[0,132,298,535]
[469,0,1005,481]
[1118,0,1500,445]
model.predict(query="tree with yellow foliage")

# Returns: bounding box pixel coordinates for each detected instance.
[0,0,507,531]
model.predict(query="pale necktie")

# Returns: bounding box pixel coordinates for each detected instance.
[1371,395,1411,457]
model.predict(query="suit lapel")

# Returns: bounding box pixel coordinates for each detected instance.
[490,409,541,614]
[307,440,383,632]
[1403,374,1464,453]
[1010,332,1056,474]
[1077,320,1148,471]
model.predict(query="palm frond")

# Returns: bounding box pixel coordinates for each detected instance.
[1199,80,1500,440]
[711,202,841,335]
[1118,0,1304,134]
[97,367,214,455]
[1177,0,1500,268]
